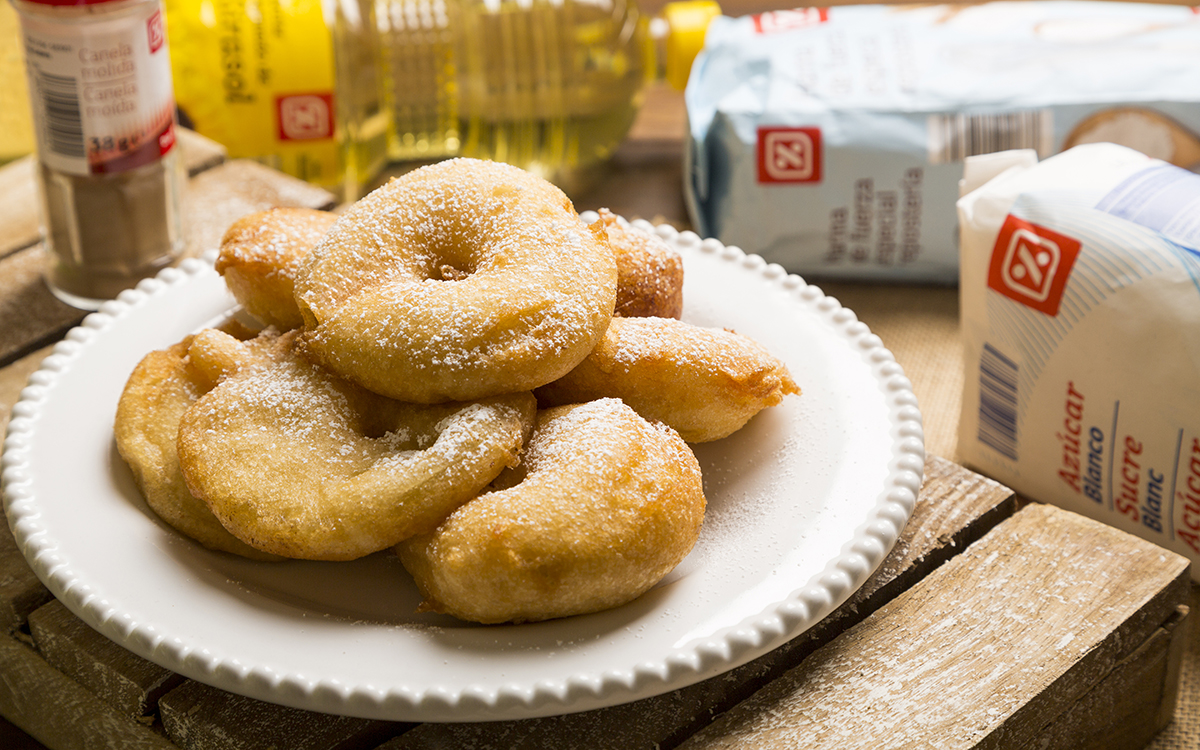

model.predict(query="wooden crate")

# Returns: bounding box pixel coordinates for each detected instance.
[0,457,1189,749]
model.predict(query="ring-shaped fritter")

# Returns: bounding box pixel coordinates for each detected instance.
[216,207,338,330]
[597,209,684,320]
[294,158,618,404]
[114,324,286,560]
[397,398,706,624]
[176,330,537,561]
[535,316,801,442]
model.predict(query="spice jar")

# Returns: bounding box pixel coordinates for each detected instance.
[12,0,182,310]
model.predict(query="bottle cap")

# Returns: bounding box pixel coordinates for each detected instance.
[664,0,721,91]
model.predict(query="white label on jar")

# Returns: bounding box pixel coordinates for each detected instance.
[20,3,176,175]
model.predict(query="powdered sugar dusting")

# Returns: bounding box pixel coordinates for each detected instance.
[523,398,635,474]
[199,355,376,469]
[294,158,617,401]
[597,208,684,319]
[608,317,777,373]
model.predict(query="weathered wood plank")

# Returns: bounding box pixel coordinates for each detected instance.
[158,680,405,750]
[0,345,51,437]
[673,503,1191,750]
[176,129,228,178]
[1154,589,1193,742]
[0,508,52,636]
[0,632,176,749]
[28,599,183,720]
[0,247,85,369]
[0,346,55,636]
[0,157,38,260]
[180,159,336,260]
[1022,605,1189,750]
[0,717,44,750]
[380,456,1019,750]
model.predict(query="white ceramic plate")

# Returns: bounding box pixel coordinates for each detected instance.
[2,218,924,722]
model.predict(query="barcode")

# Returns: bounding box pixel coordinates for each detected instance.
[978,343,1019,460]
[927,110,1053,165]
[35,71,85,159]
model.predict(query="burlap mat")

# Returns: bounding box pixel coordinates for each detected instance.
[820,280,1198,748]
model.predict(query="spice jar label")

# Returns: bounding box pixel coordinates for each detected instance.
[19,3,176,176]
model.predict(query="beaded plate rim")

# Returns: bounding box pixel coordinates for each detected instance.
[2,217,924,722]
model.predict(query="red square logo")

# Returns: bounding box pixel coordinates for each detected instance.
[147,10,166,54]
[276,93,334,141]
[987,215,1081,316]
[157,122,176,155]
[758,127,822,184]
[753,8,829,34]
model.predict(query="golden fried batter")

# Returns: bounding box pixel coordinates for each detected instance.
[536,317,800,442]
[294,158,618,404]
[397,398,705,624]
[216,207,337,330]
[113,324,285,560]
[597,208,684,319]
[177,330,537,561]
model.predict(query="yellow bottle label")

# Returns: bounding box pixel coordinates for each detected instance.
[164,0,339,189]
[1,0,36,163]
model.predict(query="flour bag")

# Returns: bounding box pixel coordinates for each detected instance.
[686,2,1200,283]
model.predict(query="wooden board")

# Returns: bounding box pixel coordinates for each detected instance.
[0,633,175,750]
[27,600,182,719]
[0,248,87,369]
[1031,607,1188,750]
[0,158,38,260]
[157,682,403,750]
[673,503,1191,750]
[0,511,52,636]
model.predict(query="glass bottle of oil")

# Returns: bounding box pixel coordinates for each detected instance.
[326,0,393,200]
[164,0,390,202]
[372,0,655,190]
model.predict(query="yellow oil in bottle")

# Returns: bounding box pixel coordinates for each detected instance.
[165,0,390,202]
[374,0,652,188]
[329,0,393,199]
